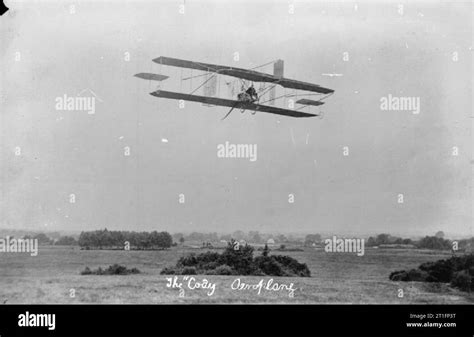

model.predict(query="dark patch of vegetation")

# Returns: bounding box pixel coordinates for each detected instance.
[174,231,309,246]
[23,233,54,245]
[457,238,474,252]
[78,229,172,250]
[81,264,141,275]
[275,244,304,252]
[389,254,474,292]
[304,234,321,246]
[55,236,78,246]
[160,240,310,277]
[416,236,452,250]
[367,233,413,247]
[367,234,456,250]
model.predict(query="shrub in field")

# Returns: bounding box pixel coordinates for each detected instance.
[160,267,176,275]
[271,255,311,277]
[182,267,197,275]
[389,270,409,281]
[177,254,199,267]
[160,241,310,277]
[81,267,92,275]
[416,236,452,250]
[80,264,140,275]
[423,260,454,283]
[389,253,474,292]
[407,269,429,282]
[219,242,258,275]
[254,255,285,276]
[450,271,473,292]
[214,265,234,275]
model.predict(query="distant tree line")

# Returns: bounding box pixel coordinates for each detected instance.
[172,231,323,246]
[366,233,469,251]
[416,236,451,250]
[366,234,414,247]
[22,233,78,246]
[21,233,69,245]
[78,229,172,250]
[55,236,78,245]
[23,233,55,245]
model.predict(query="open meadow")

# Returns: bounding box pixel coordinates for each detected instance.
[0,246,472,304]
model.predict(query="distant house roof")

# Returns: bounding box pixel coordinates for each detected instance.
[267,238,275,244]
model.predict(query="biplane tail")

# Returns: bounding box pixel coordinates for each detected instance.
[134,73,169,81]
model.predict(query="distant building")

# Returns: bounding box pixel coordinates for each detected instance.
[267,238,275,245]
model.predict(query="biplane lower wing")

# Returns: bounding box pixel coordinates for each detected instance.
[150,90,318,118]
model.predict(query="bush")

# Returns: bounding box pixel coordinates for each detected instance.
[160,242,310,277]
[182,267,197,275]
[177,254,198,267]
[160,267,176,275]
[81,267,92,275]
[80,264,140,275]
[201,261,220,270]
[389,253,474,292]
[271,255,311,277]
[407,269,429,282]
[254,256,285,276]
[219,243,257,274]
[416,236,451,250]
[389,270,408,281]
[419,259,454,282]
[215,265,234,275]
[451,271,473,292]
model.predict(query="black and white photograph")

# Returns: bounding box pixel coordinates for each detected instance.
[0,0,473,335]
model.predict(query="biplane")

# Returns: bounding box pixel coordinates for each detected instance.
[135,56,334,119]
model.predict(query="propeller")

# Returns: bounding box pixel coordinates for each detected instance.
[221,106,236,120]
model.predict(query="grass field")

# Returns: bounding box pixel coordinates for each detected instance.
[0,246,472,304]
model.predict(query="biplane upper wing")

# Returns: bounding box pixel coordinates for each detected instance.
[277,79,334,94]
[153,56,275,82]
[153,56,334,94]
[150,90,318,118]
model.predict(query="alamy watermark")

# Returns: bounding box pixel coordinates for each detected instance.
[324,236,365,256]
[0,236,38,256]
[217,141,257,162]
[55,89,102,115]
[380,94,420,114]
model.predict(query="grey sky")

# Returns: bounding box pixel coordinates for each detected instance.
[1,1,472,237]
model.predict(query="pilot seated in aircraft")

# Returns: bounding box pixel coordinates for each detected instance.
[245,85,258,102]
[237,84,258,103]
